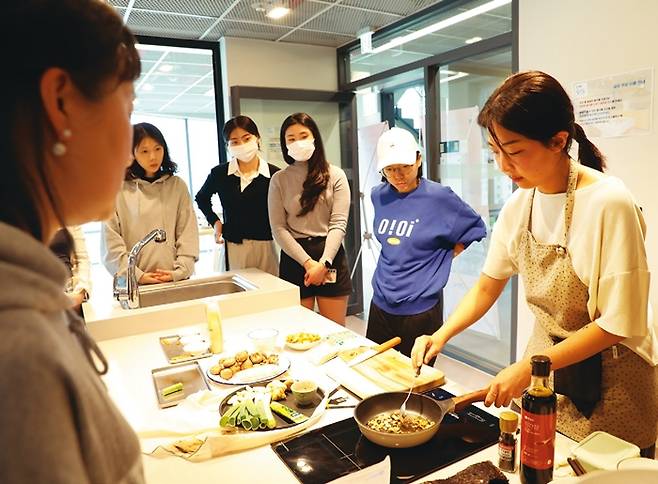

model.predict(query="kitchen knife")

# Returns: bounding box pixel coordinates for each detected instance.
[346,336,401,367]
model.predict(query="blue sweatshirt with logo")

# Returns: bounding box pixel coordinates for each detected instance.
[371,178,487,315]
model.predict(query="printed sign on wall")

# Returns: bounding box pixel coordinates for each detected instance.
[573,68,653,138]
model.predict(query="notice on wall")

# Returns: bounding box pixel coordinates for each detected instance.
[572,68,653,138]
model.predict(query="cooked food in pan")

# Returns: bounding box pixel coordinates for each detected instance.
[366,410,435,434]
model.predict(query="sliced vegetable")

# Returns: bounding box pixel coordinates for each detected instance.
[161,382,183,397]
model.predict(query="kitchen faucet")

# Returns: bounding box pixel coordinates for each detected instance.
[113,229,166,309]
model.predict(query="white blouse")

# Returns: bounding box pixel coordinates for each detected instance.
[483,175,657,365]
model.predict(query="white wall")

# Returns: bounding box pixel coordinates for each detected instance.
[516,0,658,357]
[221,37,337,96]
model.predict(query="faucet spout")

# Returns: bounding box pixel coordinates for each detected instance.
[114,229,167,309]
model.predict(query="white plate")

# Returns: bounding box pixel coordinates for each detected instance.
[285,339,321,351]
[206,355,291,385]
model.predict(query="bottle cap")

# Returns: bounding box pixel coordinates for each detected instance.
[530,354,551,377]
[499,411,518,433]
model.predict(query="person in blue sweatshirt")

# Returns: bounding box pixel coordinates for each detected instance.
[367,127,487,358]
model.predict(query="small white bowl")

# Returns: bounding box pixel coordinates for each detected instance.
[179,334,205,346]
[291,380,318,406]
[182,341,209,355]
[248,328,279,353]
[618,457,658,471]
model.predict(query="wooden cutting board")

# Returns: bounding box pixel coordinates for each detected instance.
[325,348,445,399]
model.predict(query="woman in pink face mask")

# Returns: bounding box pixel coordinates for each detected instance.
[268,113,352,324]
[196,116,280,275]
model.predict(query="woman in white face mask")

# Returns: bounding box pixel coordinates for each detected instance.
[268,113,352,324]
[196,116,280,275]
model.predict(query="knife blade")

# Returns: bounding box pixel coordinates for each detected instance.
[347,336,401,367]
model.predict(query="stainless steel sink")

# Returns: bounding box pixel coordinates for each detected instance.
[137,274,256,308]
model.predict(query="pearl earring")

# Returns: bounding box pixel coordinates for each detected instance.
[52,142,67,156]
[52,129,72,157]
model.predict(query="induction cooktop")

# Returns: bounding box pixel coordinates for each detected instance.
[272,388,500,483]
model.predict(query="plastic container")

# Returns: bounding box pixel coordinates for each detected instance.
[248,328,279,353]
[206,302,223,354]
[571,431,640,473]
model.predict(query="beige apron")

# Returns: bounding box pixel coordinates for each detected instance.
[517,160,658,448]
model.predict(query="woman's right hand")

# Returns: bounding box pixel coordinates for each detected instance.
[411,333,446,370]
[139,272,163,284]
[214,220,224,244]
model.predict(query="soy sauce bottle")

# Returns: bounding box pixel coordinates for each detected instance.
[520,355,556,484]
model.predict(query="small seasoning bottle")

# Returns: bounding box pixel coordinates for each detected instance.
[499,410,519,472]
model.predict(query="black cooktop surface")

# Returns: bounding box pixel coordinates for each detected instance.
[272,388,499,483]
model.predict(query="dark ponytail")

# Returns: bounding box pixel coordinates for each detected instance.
[573,123,606,172]
[478,71,606,173]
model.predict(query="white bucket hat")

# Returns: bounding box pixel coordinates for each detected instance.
[376,127,419,172]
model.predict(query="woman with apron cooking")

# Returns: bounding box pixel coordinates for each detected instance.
[412,71,658,456]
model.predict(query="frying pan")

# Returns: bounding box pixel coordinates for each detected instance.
[354,388,489,448]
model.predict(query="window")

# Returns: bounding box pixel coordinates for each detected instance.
[82,38,224,291]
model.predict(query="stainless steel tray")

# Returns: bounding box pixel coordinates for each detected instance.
[151,361,209,409]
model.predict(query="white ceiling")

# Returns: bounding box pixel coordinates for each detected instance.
[113,1,512,120]
[110,0,445,47]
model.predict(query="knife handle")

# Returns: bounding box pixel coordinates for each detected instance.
[374,336,401,353]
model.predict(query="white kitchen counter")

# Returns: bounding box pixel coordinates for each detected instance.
[84,269,298,341]
[98,303,577,484]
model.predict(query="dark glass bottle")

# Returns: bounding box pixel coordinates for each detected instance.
[520,355,557,484]
[498,411,518,472]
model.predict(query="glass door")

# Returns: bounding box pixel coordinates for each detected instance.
[437,48,514,372]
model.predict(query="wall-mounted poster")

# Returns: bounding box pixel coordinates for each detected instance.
[572,68,653,138]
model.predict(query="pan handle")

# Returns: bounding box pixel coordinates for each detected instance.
[453,387,489,413]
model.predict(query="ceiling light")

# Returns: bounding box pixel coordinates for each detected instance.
[465,36,482,44]
[141,83,154,92]
[266,6,290,19]
[158,64,173,73]
[440,72,469,83]
[371,0,511,54]
[251,2,266,12]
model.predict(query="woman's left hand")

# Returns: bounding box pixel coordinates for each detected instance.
[303,260,327,287]
[153,269,174,283]
[484,359,532,407]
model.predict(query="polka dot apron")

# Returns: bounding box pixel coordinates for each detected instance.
[516,160,658,448]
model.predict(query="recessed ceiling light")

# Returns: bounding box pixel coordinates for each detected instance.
[251,2,266,12]
[266,6,290,19]
[465,36,482,44]
[141,83,154,92]
[158,64,173,73]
